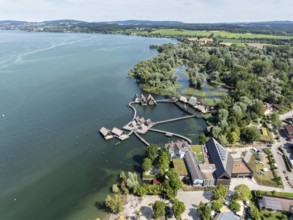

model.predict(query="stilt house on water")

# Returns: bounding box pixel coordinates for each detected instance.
[147,94,157,105]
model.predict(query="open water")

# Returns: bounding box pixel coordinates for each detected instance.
[0,31,206,220]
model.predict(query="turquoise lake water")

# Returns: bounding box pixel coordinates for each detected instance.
[0,31,206,220]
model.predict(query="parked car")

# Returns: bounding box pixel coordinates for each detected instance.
[277,151,284,156]
[267,144,272,147]
[255,157,261,161]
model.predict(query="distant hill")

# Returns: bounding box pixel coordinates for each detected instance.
[0,19,292,35]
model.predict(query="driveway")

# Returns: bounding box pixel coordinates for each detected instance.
[230,178,287,192]
[176,190,212,220]
[279,110,293,121]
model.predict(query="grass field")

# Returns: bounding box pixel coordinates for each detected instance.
[255,190,293,199]
[150,29,293,40]
[191,145,205,163]
[191,145,203,154]
[172,158,188,176]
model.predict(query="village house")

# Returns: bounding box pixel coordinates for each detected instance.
[165,140,189,158]
[184,150,205,186]
[284,124,293,140]
[188,37,213,45]
[146,94,157,105]
[232,159,253,178]
[205,138,234,185]
[99,127,113,140]
[188,96,198,106]
[263,102,281,115]
[179,96,188,103]
[260,196,293,213]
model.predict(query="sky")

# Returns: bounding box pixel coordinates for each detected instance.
[0,0,292,23]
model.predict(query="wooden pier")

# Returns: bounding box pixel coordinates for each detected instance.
[153,114,197,126]
[134,131,150,146]
[149,128,192,144]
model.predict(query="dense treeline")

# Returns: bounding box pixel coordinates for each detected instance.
[129,42,293,144]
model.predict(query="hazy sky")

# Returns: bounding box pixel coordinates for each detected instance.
[0,0,292,22]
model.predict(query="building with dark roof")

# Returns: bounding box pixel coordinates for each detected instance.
[261,196,293,213]
[205,138,233,185]
[184,150,205,186]
[284,124,293,139]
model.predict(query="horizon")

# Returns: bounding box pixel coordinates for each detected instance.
[0,0,292,23]
[1,19,293,24]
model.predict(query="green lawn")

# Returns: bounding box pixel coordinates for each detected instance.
[181,87,226,98]
[191,145,203,154]
[255,190,293,199]
[191,145,205,163]
[196,155,205,163]
[172,158,188,176]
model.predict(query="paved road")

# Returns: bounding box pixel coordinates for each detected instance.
[230,178,288,192]
[279,110,293,121]
[271,142,292,191]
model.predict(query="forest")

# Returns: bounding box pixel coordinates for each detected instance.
[128,42,293,145]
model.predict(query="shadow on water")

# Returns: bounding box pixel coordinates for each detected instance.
[133,154,144,173]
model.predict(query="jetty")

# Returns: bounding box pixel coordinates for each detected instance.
[149,128,192,144]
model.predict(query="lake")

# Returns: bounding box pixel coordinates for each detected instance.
[0,31,206,220]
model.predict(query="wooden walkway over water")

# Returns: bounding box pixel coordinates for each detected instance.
[100,96,199,146]
[134,131,150,146]
[153,114,197,126]
[149,128,192,144]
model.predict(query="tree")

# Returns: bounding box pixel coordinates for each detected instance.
[199,133,207,145]
[105,194,124,214]
[126,172,139,189]
[112,184,120,193]
[153,201,166,219]
[166,170,182,191]
[230,200,240,213]
[158,150,171,174]
[146,144,159,162]
[119,171,126,182]
[142,158,152,171]
[172,199,186,219]
[233,184,251,201]
[240,127,260,143]
[213,184,228,200]
[252,100,264,117]
[218,134,228,146]
[197,202,211,220]
[250,205,261,220]
[211,201,223,211]
[271,112,282,130]
[228,131,240,144]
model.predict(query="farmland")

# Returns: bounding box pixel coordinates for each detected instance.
[149,29,293,40]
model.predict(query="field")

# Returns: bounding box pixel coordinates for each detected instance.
[149,29,293,40]
[248,152,279,187]
[191,145,205,163]
[172,158,188,176]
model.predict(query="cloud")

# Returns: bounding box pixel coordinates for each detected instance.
[0,0,291,22]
